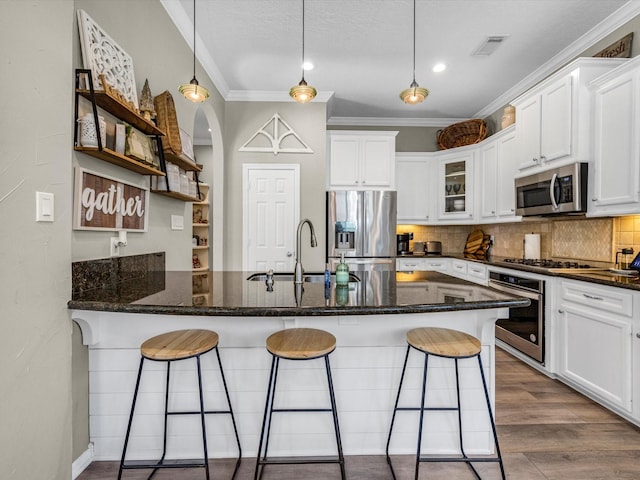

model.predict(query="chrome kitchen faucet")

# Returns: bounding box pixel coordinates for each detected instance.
[294,219,317,284]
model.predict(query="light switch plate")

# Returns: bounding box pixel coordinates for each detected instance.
[36,191,54,222]
[171,215,184,230]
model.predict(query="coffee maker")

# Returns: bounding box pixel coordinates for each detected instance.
[396,232,413,255]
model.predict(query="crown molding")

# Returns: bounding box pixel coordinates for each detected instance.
[226,90,334,103]
[474,0,640,118]
[160,0,230,98]
[326,117,467,127]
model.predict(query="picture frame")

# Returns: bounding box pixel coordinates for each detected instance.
[73,167,149,232]
[125,125,158,167]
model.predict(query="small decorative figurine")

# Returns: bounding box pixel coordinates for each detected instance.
[139,78,156,122]
[192,254,201,269]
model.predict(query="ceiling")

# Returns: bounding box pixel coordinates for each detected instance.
[163,0,634,127]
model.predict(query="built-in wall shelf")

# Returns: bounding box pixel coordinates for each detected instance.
[192,267,209,273]
[74,146,165,176]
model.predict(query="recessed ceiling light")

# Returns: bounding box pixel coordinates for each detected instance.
[302,61,314,71]
[432,63,446,73]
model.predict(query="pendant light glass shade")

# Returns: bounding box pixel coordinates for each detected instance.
[290,0,316,103]
[290,78,317,103]
[179,77,210,103]
[400,0,428,105]
[180,0,209,103]
[400,80,429,104]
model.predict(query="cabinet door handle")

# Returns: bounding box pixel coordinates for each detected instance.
[362,180,366,184]
[636,333,640,339]
[510,208,515,212]
[592,197,598,202]
[532,157,538,163]
[287,251,293,257]
[558,309,564,313]
[583,293,604,301]
[491,210,495,214]
[540,155,546,161]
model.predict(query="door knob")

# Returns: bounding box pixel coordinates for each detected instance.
[287,251,293,257]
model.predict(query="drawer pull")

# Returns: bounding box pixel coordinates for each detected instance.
[637,333,640,339]
[583,293,604,301]
[558,309,564,314]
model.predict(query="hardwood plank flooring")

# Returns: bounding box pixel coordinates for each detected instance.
[77,348,640,479]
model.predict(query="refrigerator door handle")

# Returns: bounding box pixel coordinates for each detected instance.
[363,200,369,255]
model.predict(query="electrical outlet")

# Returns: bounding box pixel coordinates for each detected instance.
[110,237,119,256]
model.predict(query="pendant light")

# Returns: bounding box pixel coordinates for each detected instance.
[400,0,429,105]
[179,0,210,103]
[289,0,317,103]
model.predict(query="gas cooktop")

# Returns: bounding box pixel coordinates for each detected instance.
[499,258,606,273]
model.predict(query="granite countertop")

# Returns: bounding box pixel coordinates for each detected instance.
[68,270,530,317]
[449,253,640,291]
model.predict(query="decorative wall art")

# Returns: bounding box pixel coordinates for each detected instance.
[73,168,149,232]
[77,9,139,108]
[239,113,313,155]
[125,125,158,167]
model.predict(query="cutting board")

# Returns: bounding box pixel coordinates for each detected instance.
[464,229,485,254]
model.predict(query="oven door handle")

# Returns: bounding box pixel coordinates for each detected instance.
[488,281,542,301]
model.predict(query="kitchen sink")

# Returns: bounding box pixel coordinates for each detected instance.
[247,272,360,283]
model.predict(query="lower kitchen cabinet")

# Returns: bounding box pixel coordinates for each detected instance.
[557,279,635,415]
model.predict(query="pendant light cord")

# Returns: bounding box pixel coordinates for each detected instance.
[412,0,416,83]
[301,0,306,80]
[192,0,197,78]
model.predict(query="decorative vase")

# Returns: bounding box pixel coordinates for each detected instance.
[78,113,106,148]
[501,105,515,129]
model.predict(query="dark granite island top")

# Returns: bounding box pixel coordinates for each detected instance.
[68,270,530,316]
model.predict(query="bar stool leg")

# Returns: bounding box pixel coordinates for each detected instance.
[254,356,278,480]
[324,355,346,480]
[414,352,430,480]
[214,346,242,479]
[118,357,145,480]
[477,355,506,480]
[196,355,211,480]
[455,358,482,480]
[385,345,411,480]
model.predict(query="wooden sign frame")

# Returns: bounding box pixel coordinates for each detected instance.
[594,32,633,59]
[73,167,149,232]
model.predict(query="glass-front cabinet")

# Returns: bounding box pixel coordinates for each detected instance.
[438,150,474,221]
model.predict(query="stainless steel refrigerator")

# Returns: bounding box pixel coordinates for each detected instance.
[326,190,397,271]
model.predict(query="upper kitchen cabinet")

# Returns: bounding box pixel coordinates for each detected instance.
[396,153,435,223]
[513,58,626,173]
[438,147,475,222]
[589,56,640,217]
[327,130,398,189]
[478,125,520,222]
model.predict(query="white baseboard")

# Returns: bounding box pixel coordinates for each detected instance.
[72,443,94,480]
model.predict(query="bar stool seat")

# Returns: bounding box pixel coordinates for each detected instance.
[118,329,241,480]
[386,327,505,480]
[254,328,345,480]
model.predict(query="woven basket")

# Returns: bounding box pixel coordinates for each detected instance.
[437,119,488,150]
[154,91,182,156]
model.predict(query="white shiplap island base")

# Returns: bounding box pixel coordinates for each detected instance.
[72,307,508,462]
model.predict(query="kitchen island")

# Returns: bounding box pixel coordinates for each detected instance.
[69,268,529,462]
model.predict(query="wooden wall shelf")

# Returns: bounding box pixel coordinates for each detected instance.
[75,146,165,176]
[76,88,165,136]
[163,151,202,172]
[151,189,199,202]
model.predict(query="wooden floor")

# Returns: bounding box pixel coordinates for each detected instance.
[78,348,640,479]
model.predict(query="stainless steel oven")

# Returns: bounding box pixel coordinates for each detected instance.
[489,271,545,363]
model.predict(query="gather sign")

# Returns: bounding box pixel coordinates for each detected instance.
[73,168,149,231]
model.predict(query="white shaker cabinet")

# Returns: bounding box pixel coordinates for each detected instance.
[557,279,635,416]
[396,153,434,223]
[438,147,475,222]
[513,57,626,173]
[589,56,640,216]
[327,130,398,189]
[478,125,520,222]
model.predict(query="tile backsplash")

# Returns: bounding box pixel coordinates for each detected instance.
[399,215,640,265]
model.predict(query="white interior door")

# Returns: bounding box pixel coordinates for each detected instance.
[243,164,299,272]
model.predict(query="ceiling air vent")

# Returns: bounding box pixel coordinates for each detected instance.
[472,35,509,56]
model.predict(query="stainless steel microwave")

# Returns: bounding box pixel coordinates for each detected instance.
[515,163,588,216]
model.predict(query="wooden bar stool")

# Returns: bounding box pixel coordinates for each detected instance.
[254,327,346,480]
[118,329,242,480]
[386,327,505,480]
